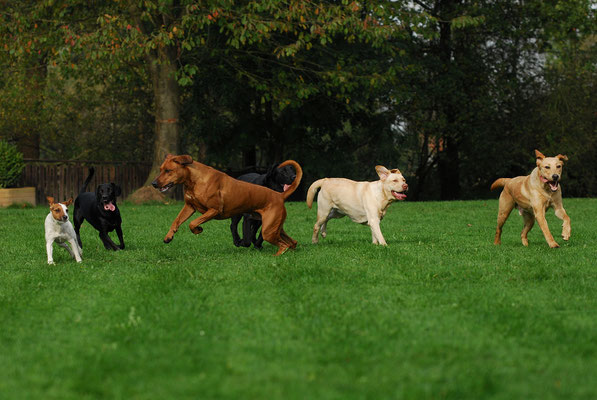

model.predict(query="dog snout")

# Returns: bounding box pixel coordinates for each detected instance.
[403,183,409,191]
[151,180,158,188]
[552,174,559,181]
[62,215,68,221]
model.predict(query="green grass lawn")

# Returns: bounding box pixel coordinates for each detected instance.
[1,198,596,399]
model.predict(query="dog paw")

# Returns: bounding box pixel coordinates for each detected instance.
[562,234,570,241]
[549,242,560,248]
[164,236,173,244]
[190,226,203,234]
[48,260,55,265]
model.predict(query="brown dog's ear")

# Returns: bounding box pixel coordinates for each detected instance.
[535,149,545,160]
[63,198,73,206]
[375,165,390,180]
[556,154,568,162]
[46,196,55,205]
[173,155,193,165]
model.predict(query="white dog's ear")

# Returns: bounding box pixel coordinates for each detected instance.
[46,196,55,205]
[375,166,390,180]
[556,154,568,162]
[535,149,545,167]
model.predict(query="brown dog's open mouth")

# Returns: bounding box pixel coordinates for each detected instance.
[540,176,559,192]
[158,183,174,193]
[392,190,407,200]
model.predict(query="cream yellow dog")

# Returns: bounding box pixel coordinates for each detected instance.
[491,150,570,248]
[306,166,408,245]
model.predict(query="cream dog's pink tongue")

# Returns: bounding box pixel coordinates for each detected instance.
[392,191,407,200]
[104,202,115,211]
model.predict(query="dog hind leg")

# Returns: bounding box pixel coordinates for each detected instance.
[494,191,515,245]
[520,211,535,247]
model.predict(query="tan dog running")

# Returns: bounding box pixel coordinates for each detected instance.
[491,150,570,248]
[306,166,408,245]
[152,155,302,256]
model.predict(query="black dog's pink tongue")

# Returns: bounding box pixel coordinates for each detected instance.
[104,202,116,211]
[283,184,291,192]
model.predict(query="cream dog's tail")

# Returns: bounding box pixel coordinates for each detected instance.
[306,179,325,208]
[490,178,510,191]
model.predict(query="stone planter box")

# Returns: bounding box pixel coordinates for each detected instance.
[0,187,37,207]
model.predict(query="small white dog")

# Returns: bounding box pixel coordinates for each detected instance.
[45,196,82,264]
[306,165,408,245]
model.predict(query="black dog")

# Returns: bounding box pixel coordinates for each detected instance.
[74,167,125,251]
[230,163,296,249]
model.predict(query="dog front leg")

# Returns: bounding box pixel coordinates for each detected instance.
[165,203,196,243]
[533,206,559,248]
[554,206,571,241]
[115,225,125,250]
[368,218,387,246]
[230,214,243,247]
[46,241,55,264]
[68,238,83,262]
[188,209,220,234]
[99,231,121,251]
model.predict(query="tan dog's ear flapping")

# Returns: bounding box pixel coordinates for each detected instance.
[535,149,545,160]
[557,154,568,162]
[173,155,193,165]
[390,169,401,174]
[46,196,55,205]
[375,165,390,180]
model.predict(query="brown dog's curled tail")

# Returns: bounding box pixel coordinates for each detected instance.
[306,179,325,208]
[490,178,510,191]
[279,160,303,201]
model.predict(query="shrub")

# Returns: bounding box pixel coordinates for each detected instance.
[0,141,25,188]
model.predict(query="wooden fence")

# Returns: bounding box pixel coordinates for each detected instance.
[19,160,153,205]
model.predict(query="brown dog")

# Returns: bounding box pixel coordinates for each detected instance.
[491,150,570,248]
[152,155,302,255]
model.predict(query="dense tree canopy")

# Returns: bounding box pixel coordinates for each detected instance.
[1,0,595,199]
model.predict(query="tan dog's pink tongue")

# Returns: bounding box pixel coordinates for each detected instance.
[540,175,549,183]
[104,202,116,211]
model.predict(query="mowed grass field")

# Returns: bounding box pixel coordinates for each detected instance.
[1,198,596,399]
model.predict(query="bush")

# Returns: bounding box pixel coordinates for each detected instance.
[0,141,25,188]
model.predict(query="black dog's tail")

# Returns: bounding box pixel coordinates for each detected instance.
[80,167,95,194]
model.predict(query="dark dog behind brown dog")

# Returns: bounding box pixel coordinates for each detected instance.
[152,155,302,256]
[230,164,296,249]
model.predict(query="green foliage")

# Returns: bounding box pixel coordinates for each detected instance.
[0,141,25,188]
[1,200,597,398]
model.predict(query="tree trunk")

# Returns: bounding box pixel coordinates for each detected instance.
[436,0,461,200]
[142,47,181,187]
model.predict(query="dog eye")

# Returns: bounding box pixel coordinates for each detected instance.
[557,165,561,168]
[165,169,171,173]
[545,166,550,169]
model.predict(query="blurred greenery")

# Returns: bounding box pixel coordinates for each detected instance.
[0,0,595,199]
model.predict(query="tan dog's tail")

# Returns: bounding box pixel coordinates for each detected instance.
[490,178,510,191]
[279,160,303,201]
[306,179,325,208]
